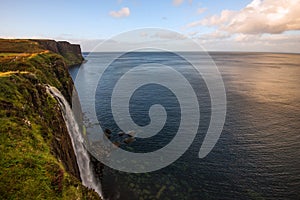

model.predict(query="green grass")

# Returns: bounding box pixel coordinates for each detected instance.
[0,39,83,67]
[61,52,83,66]
[0,74,100,199]
[0,41,101,199]
[0,51,74,104]
[0,53,24,56]
[0,39,44,53]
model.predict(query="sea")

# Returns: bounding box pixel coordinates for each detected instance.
[69,52,300,200]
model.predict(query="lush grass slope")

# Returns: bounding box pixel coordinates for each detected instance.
[0,39,84,66]
[0,40,101,199]
[0,39,45,53]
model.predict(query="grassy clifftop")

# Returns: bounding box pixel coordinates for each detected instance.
[0,39,84,66]
[0,39,101,199]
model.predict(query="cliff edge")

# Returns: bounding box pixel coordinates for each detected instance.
[0,39,101,199]
[0,39,84,66]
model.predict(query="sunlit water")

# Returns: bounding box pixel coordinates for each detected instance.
[69,52,300,200]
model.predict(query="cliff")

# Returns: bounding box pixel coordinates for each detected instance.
[0,39,84,66]
[33,40,84,66]
[0,39,101,199]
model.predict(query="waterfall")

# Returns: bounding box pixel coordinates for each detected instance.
[46,85,103,198]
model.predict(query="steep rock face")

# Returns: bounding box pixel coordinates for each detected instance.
[33,39,84,66]
[0,74,80,179]
[0,39,101,199]
[57,41,82,58]
[33,39,60,54]
[0,71,102,199]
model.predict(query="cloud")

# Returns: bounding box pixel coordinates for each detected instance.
[195,33,300,53]
[139,31,187,40]
[201,10,235,26]
[109,7,130,18]
[172,0,184,6]
[137,31,186,40]
[186,10,235,28]
[139,32,148,37]
[233,33,300,44]
[187,31,198,37]
[197,7,207,15]
[172,0,194,6]
[187,0,300,34]
[238,33,300,52]
[198,31,231,40]
[152,31,187,40]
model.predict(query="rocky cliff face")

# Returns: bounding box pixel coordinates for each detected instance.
[33,40,84,66]
[0,39,84,66]
[0,39,101,199]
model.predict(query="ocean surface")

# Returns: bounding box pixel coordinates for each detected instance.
[69,52,300,200]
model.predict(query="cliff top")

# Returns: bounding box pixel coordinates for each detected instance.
[0,39,84,66]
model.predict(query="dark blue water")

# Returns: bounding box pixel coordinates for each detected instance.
[69,52,300,200]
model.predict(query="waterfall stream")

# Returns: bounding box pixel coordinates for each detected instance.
[46,85,103,198]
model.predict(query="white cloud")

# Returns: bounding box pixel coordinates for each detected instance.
[186,10,234,28]
[233,34,261,42]
[239,33,300,52]
[187,31,198,36]
[172,0,194,6]
[187,0,300,34]
[152,31,187,40]
[173,0,184,6]
[199,31,231,40]
[109,7,130,18]
[197,7,207,15]
[201,10,235,26]
[196,33,300,53]
[139,32,148,37]
[136,31,187,40]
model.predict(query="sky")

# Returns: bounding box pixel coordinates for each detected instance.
[1,0,300,52]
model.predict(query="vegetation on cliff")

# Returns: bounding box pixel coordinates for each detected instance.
[0,39,84,66]
[0,39,101,199]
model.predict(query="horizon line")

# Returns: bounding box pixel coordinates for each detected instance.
[82,51,300,55]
